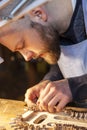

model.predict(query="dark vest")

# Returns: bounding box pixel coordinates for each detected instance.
[60,0,87,45]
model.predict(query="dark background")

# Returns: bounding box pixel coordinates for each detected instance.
[0,44,49,101]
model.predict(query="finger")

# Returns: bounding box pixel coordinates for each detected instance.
[42,89,56,104]
[25,100,35,108]
[56,97,69,112]
[38,84,56,111]
[25,88,38,104]
[39,83,51,100]
[39,93,55,111]
[37,98,48,111]
[47,95,61,113]
[25,90,33,102]
[37,101,45,112]
[24,94,34,107]
[37,86,50,110]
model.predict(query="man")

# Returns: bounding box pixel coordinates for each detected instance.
[0,0,87,112]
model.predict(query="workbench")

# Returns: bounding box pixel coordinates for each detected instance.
[0,99,87,130]
[0,98,26,130]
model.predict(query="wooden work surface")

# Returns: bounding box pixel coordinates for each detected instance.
[0,98,26,130]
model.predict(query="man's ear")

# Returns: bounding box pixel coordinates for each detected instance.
[30,7,48,22]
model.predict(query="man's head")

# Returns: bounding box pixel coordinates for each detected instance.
[0,0,60,64]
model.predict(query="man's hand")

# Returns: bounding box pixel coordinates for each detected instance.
[37,79,72,112]
[25,79,72,112]
[25,80,50,106]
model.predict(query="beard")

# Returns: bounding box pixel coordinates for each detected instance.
[30,21,61,64]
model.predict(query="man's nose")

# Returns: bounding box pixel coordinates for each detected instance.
[21,50,35,61]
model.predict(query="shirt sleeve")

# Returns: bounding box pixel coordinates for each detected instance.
[43,64,87,107]
[43,64,63,81]
[68,74,87,107]
[43,64,87,102]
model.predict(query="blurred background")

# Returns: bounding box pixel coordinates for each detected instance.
[0,44,50,101]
